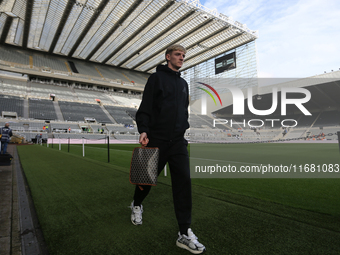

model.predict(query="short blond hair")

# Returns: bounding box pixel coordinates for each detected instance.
[165,44,187,62]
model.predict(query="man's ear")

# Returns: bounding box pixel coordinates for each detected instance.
[165,53,171,61]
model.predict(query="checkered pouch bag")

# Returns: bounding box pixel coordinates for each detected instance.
[130,147,159,187]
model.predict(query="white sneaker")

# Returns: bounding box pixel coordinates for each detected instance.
[129,201,143,225]
[176,228,206,254]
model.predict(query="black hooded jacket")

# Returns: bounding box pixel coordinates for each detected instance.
[136,64,189,141]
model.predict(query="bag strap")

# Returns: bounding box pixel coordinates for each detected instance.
[139,145,145,190]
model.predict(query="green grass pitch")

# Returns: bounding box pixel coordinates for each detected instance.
[17,143,340,254]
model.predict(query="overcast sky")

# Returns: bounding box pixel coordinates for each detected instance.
[200,0,340,78]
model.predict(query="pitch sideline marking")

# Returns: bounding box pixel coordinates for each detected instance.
[64,145,262,165]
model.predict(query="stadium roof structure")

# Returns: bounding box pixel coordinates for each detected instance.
[0,0,258,73]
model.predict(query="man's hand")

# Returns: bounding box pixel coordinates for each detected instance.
[139,132,149,147]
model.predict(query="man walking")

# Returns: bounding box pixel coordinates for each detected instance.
[0,122,13,154]
[130,45,205,254]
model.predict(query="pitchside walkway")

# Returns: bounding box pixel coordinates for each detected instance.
[0,145,21,255]
[0,146,21,255]
[0,145,46,255]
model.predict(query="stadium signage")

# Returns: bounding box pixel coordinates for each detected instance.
[215,52,236,74]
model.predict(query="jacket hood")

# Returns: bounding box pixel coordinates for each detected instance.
[156,64,181,76]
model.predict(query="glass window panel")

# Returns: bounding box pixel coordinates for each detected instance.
[121,21,223,69]
[39,0,67,51]
[5,17,18,44]
[74,0,121,58]
[89,0,135,60]
[93,0,152,62]
[0,0,16,12]
[14,18,24,45]
[28,0,51,49]
[103,0,167,65]
[12,0,26,20]
[54,0,85,54]
[60,0,101,56]
[0,13,8,36]
[110,1,184,66]
[122,4,193,68]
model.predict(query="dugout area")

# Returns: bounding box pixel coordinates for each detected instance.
[6,143,340,254]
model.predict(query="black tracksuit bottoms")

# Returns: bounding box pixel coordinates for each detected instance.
[133,137,192,234]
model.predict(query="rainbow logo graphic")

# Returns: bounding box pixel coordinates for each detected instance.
[196,82,223,106]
